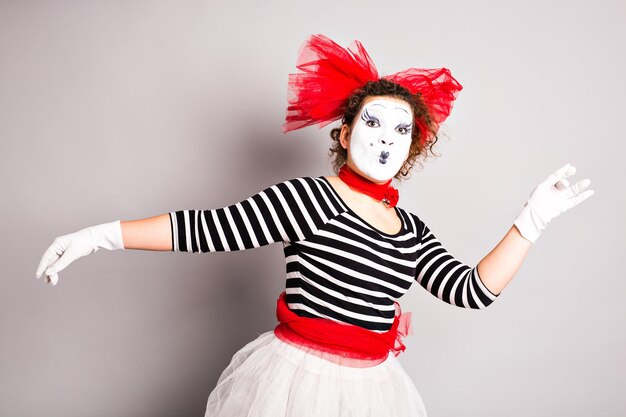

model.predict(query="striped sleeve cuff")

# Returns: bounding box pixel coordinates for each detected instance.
[472,267,500,308]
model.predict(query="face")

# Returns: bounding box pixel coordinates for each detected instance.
[341,96,413,183]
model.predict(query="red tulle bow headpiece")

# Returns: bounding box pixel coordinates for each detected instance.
[283,34,463,145]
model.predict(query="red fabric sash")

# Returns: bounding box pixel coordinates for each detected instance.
[273,291,413,367]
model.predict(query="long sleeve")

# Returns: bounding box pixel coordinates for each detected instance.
[415,221,499,309]
[169,177,339,253]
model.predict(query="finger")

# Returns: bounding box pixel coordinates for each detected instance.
[555,178,570,191]
[544,163,576,186]
[36,250,61,279]
[49,273,59,286]
[44,247,77,278]
[565,189,595,210]
[562,178,591,199]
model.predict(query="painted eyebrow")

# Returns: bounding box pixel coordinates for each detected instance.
[362,108,379,121]
[364,105,412,127]
[362,109,412,128]
[369,103,410,115]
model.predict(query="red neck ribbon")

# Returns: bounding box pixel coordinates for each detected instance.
[273,291,413,368]
[338,164,399,207]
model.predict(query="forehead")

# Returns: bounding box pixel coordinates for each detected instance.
[359,96,412,118]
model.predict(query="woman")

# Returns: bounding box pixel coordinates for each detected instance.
[35,35,594,416]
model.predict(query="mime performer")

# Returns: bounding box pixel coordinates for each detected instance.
[35,34,595,417]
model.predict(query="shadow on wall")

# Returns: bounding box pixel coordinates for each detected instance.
[149,118,323,416]
[160,248,284,417]
[237,112,329,183]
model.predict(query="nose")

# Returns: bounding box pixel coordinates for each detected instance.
[378,137,393,146]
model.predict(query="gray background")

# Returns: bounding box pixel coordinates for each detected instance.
[1,1,624,416]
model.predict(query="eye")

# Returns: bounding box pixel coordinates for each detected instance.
[365,119,380,128]
[396,126,411,135]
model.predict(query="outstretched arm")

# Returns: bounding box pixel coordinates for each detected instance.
[478,163,594,295]
[37,212,195,286]
[414,163,593,308]
[34,216,171,286]
[415,221,499,309]
[476,225,531,295]
[36,177,331,285]
[36,206,266,285]
[120,214,172,251]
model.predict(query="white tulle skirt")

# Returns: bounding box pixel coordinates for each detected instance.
[205,330,427,417]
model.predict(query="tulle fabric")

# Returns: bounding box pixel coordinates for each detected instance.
[383,68,463,146]
[283,33,463,146]
[284,34,379,133]
[205,331,427,417]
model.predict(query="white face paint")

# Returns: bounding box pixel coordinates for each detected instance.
[346,97,413,182]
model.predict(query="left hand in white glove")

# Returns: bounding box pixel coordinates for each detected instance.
[513,163,595,243]
[35,220,124,286]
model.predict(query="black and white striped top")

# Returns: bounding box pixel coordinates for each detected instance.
[169,177,499,331]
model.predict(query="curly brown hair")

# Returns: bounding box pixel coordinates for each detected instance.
[329,78,441,180]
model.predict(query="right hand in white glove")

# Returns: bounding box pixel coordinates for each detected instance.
[513,163,594,244]
[35,220,125,286]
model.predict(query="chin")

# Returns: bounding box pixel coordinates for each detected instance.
[365,171,395,183]
[355,161,398,183]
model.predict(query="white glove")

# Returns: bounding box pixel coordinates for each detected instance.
[514,163,594,244]
[35,220,125,286]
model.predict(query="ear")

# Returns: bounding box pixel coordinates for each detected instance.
[339,124,350,150]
